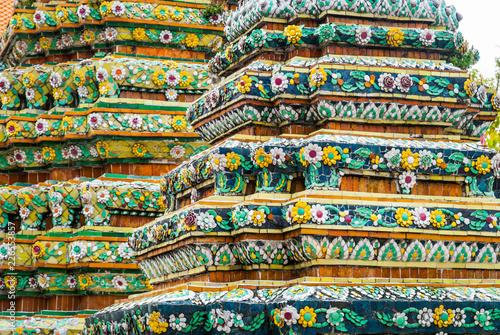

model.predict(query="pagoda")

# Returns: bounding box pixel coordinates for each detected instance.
[0,0,225,333]
[83,0,500,334]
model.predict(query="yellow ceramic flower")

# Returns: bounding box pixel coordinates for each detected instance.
[178,70,192,88]
[10,15,22,29]
[163,60,178,69]
[132,28,146,41]
[61,116,73,132]
[298,306,316,327]
[132,143,147,157]
[53,87,63,100]
[322,146,341,166]
[430,210,446,228]
[433,305,454,328]
[100,1,112,16]
[40,37,51,50]
[225,152,241,170]
[152,69,166,86]
[395,208,413,227]
[291,200,312,223]
[387,28,404,47]
[42,147,56,161]
[310,68,327,87]
[284,25,303,44]
[1,93,10,105]
[148,311,168,334]
[272,309,284,327]
[155,5,169,20]
[96,141,109,156]
[254,148,272,168]
[299,147,308,167]
[32,241,46,259]
[23,73,35,88]
[6,121,21,136]
[145,278,154,290]
[251,209,266,225]
[5,275,17,289]
[74,70,86,86]
[99,83,110,95]
[14,327,23,335]
[78,274,92,289]
[170,7,184,21]
[401,149,418,170]
[473,155,491,174]
[171,116,187,131]
[56,8,69,23]
[82,30,95,44]
[236,75,252,94]
[185,33,199,48]
[464,78,476,98]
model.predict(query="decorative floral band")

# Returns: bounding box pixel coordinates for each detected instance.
[139,235,500,280]
[1,112,192,142]
[130,198,500,253]
[0,139,208,172]
[160,134,499,200]
[195,101,470,142]
[0,57,211,110]
[0,179,166,230]
[225,0,462,42]
[188,60,495,125]
[85,285,500,335]
[2,317,83,335]
[3,1,225,64]
[0,238,134,267]
[0,272,150,293]
[211,24,465,74]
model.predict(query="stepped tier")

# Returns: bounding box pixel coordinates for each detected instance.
[85,283,500,335]
[1,0,225,66]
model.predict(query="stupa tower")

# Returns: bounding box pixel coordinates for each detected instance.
[0,0,226,332]
[84,0,500,334]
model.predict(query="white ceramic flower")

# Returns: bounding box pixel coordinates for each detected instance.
[165,70,180,86]
[111,1,125,16]
[419,28,436,46]
[311,204,328,224]
[68,145,82,160]
[35,119,49,135]
[103,27,118,41]
[96,189,110,203]
[70,241,87,261]
[412,207,431,228]
[196,212,216,230]
[170,145,185,159]
[49,72,63,88]
[417,307,433,327]
[165,88,178,101]
[271,72,288,93]
[303,143,323,165]
[111,66,126,80]
[33,11,46,26]
[378,73,395,92]
[82,204,94,217]
[117,243,133,259]
[14,150,27,163]
[0,76,10,93]
[398,171,416,191]
[418,150,435,170]
[96,68,109,82]
[280,306,299,326]
[88,113,103,128]
[159,30,173,44]
[476,85,487,105]
[26,88,35,101]
[169,314,187,331]
[19,207,30,219]
[395,73,412,93]
[212,309,234,333]
[112,275,128,290]
[270,147,286,165]
[61,34,72,47]
[78,86,89,98]
[52,204,63,218]
[76,5,91,20]
[37,274,50,289]
[127,114,143,129]
[384,148,401,169]
[355,25,372,45]
[210,153,227,171]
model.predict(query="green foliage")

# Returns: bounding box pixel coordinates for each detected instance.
[201,3,225,20]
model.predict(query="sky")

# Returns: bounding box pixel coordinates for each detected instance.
[448,0,500,78]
